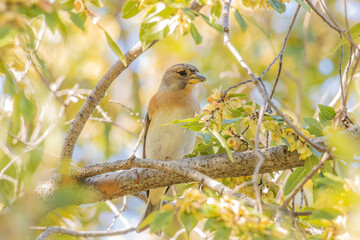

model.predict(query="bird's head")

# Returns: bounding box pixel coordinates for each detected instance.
[159,63,206,91]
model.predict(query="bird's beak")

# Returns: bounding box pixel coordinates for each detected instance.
[188,72,206,84]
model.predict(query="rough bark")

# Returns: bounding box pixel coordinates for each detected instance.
[68,126,359,203]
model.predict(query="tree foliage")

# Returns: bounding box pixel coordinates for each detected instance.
[0,0,360,240]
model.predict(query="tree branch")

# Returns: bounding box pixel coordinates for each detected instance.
[221,0,325,153]
[55,126,357,200]
[30,126,359,221]
[32,226,135,240]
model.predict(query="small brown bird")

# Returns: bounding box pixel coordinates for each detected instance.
[137,63,206,233]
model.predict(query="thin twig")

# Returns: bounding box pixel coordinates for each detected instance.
[339,33,345,111]
[330,44,360,107]
[260,5,300,85]
[275,170,292,204]
[129,126,145,157]
[89,117,139,137]
[253,103,266,214]
[270,5,301,100]
[316,0,359,50]
[221,80,252,100]
[221,0,325,152]
[33,226,135,240]
[105,199,131,230]
[304,0,342,33]
[282,152,330,207]
[30,56,66,106]
[233,180,253,192]
[0,140,23,179]
[109,100,143,122]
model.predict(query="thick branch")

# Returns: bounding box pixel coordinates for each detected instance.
[78,126,359,201]
[68,144,301,203]
[32,126,360,218]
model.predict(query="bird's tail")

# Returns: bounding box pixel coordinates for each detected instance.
[136,200,162,234]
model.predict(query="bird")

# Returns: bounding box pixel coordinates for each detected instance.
[136,63,206,233]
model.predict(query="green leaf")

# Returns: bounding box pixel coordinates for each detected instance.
[210,129,234,162]
[318,104,336,121]
[281,136,290,148]
[214,226,232,240]
[269,0,286,14]
[329,23,360,54]
[304,117,323,137]
[45,12,61,33]
[33,51,51,79]
[164,117,200,125]
[305,155,319,170]
[284,167,310,196]
[24,24,36,49]
[150,210,174,233]
[18,5,43,18]
[193,143,215,155]
[349,22,360,38]
[19,92,35,122]
[139,6,178,49]
[204,218,225,232]
[137,211,157,230]
[122,0,141,19]
[26,145,43,174]
[69,12,87,31]
[312,181,325,203]
[310,208,341,221]
[319,113,331,127]
[244,16,271,38]
[227,93,247,98]
[88,0,102,7]
[210,0,222,22]
[323,161,333,174]
[309,145,322,158]
[189,23,202,44]
[234,9,247,32]
[200,131,213,144]
[267,115,285,124]
[323,172,346,184]
[196,12,224,33]
[182,121,205,132]
[3,69,17,95]
[144,4,175,23]
[222,117,242,124]
[61,0,75,11]
[103,30,127,66]
[0,25,18,48]
[295,0,311,12]
[183,8,195,20]
[180,212,198,237]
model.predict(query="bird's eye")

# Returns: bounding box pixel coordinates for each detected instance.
[178,70,187,76]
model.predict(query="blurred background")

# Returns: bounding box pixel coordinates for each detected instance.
[0,0,359,239]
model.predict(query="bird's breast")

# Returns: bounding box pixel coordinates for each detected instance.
[145,106,198,160]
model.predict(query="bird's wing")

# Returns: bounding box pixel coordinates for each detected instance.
[142,112,151,159]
